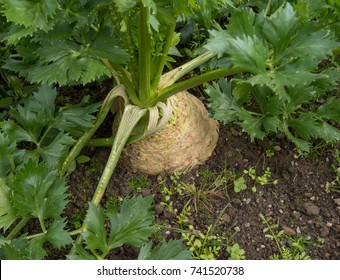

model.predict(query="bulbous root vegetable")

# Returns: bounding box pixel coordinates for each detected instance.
[118,91,219,175]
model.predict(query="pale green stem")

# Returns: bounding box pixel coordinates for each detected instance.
[87,137,114,147]
[157,51,216,90]
[265,0,272,16]
[39,217,47,233]
[24,227,83,241]
[25,232,46,240]
[104,61,141,106]
[138,6,152,104]
[6,217,30,240]
[151,22,176,90]
[69,104,147,254]
[69,227,85,236]
[60,85,126,176]
[149,67,243,105]
[91,104,147,205]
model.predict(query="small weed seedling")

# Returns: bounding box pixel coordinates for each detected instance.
[234,166,278,193]
[128,176,151,193]
[182,224,222,260]
[159,170,240,260]
[259,214,324,260]
[226,243,246,260]
[161,171,228,214]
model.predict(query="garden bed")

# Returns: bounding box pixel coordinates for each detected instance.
[49,91,339,260]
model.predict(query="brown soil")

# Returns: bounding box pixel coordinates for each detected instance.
[59,114,339,260]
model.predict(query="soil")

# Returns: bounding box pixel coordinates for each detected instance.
[55,89,340,260]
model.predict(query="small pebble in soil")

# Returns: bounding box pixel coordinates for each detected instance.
[283,226,296,236]
[279,209,284,214]
[310,196,316,201]
[222,214,231,223]
[244,222,250,228]
[326,222,332,227]
[230,127,239,137]
[292,211,301,220]
[296,227,302,234]
[155,204,164,215]
[245,198,251,204]
[165,231,171,235]
[273,145,282,152]
[260,245,266,249]
[304,202,320,216]
[234,226,241,232]
[265,211,273,216]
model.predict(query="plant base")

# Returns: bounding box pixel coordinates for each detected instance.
[120,91,219,175]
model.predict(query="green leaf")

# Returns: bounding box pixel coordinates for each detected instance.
[316,121,340,143]
[9,84,57,139]
[1,24,37,44]
[77,155,91,164]
[228,35,269,74]
[288,113,319,140]
[233,177,247,193]
[66,244,97,260]
[138,240,191,260]
[247,66,319,100]
[285,131,310,152]
[82,203,108,253]
[207,80,241,123]
[31,41,111,85]
[1,234,47,260]
[26,237,47,260]
[1,235,29,260]
[238,110,266,141]
[89,26,129,63]
[317,97,340,122]
[227,8,260,37]
[285,85,316,113]
[107,195,154,248]
[0,178,17,231]
[39,132,75,169]
[54,102,100,137]
[11,26,129,86]
[262,94,284,115]
[262,116,281,133]
[113,0,138,13]
[2,0,59,30]
[206,28,231,57]
[232,82,252,104]
[287,25,339,66]
[76,196,156,257]
[0,132,16,177]
[262,3,298,57]
[45,219,73,249]
[0,120,36,143]
[12,160,68,220]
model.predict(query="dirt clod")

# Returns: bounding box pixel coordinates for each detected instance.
[304,202,321,216]
[283,226,296,236]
